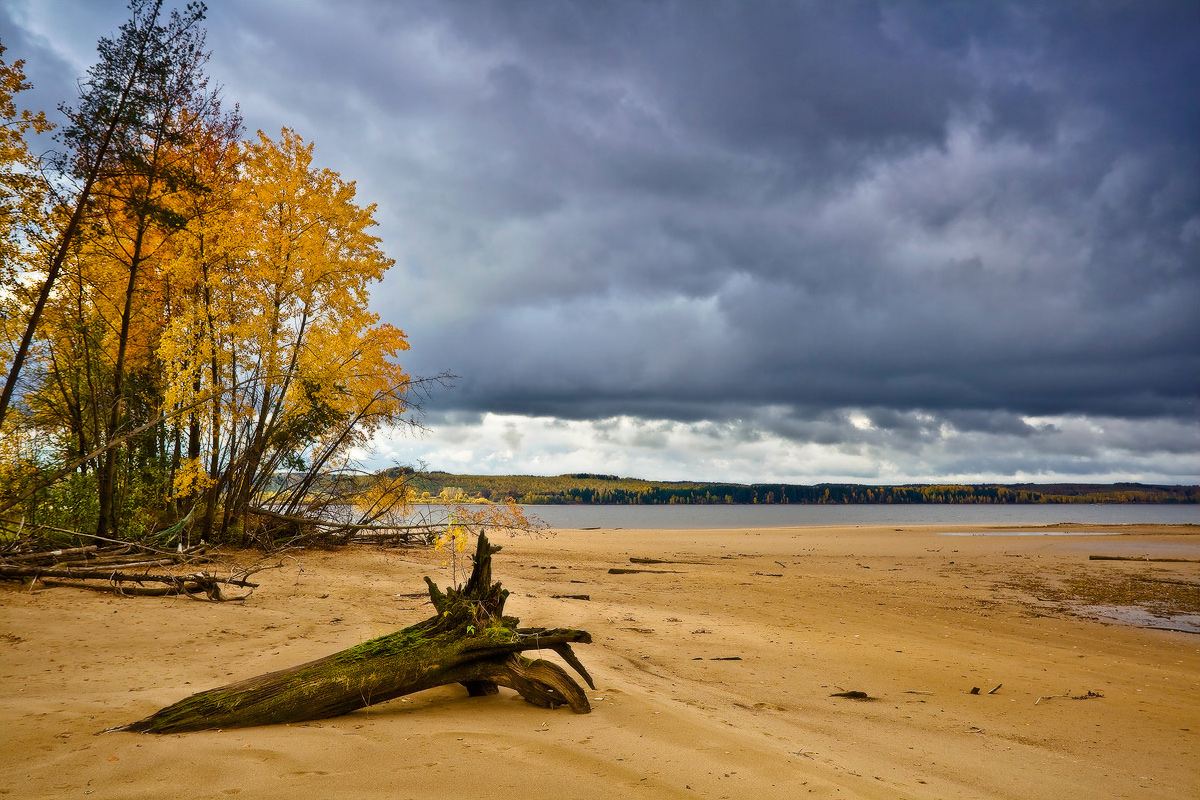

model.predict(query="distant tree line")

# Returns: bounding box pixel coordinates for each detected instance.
[391,472,1198,506]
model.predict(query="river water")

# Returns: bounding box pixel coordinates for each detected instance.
[512,503,1199,530]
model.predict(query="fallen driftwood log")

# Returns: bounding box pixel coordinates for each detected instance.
[1,544,104,564]
[608,568,682,575]
[113,533,593,734]
[0,540,260,600]
[28,572,256,600]
[36,579,218,597]
[0,560,183,577]
[0,563,255,599]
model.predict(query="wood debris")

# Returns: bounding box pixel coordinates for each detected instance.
[0,538,266,601]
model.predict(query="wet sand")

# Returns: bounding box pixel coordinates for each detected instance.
[2,524,1198,799]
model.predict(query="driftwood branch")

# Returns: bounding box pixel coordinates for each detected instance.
[113,532,593,733]
[0,566,257,586]
[35,579,243,599]
[0,539,272,601]
[2,545,105,563]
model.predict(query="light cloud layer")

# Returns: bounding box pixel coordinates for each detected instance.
[5,0,1198,483]
[372,410,1198,485]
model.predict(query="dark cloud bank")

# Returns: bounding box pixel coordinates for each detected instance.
[5,1,1198,481]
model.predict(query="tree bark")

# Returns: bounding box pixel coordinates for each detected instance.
[114,533,593,734]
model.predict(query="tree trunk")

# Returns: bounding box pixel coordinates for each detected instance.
[95,220,148,539]
[114,533,593,734]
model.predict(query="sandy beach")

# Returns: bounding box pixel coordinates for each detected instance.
[2,523,1198,799]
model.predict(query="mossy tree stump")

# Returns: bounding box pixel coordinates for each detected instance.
[117,533,593,733]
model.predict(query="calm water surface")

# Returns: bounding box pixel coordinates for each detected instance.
[516,503,1198,530]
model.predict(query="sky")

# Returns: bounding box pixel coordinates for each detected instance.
[4,0,1199,485]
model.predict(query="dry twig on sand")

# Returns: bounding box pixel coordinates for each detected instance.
[1035,689,1104,705]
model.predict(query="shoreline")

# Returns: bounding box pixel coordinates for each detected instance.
[2,524,1197,799]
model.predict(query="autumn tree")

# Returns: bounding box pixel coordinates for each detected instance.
[2,6,414,548]
[153,109,244,526]
[1,0,204,429]
[0,0,243,540]
[157,129,410,544]
[0,46,55,512]
[71,4,239,538]
[0,45,52,297]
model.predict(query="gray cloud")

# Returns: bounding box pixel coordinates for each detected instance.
[4,0,1197,482]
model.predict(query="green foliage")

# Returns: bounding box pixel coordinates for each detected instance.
[39,470,100,534]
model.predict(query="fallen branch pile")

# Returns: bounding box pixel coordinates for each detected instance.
[245,505,442,548]
[0,538,263,600]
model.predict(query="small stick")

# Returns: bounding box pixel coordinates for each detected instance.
[1089,555,1200,563]
[987,683,1003,695]
[1035,691,1070,706]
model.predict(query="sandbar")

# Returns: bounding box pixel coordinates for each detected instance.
[2,524,1197,799]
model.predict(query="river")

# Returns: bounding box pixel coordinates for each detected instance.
[510,503,1199,530]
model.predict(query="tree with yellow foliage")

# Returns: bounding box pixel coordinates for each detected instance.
[0,45,52,293]
[0,46,54,511]
[1,0,211,430]
[2,5,415,547]
[159,128,411,543]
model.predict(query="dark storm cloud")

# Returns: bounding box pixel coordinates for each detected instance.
[4,0,1197,480]
[264,0,1194,430]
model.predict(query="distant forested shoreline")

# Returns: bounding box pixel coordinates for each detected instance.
[389,471,1198,505]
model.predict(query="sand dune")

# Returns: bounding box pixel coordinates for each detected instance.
[2,524,1198,799]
